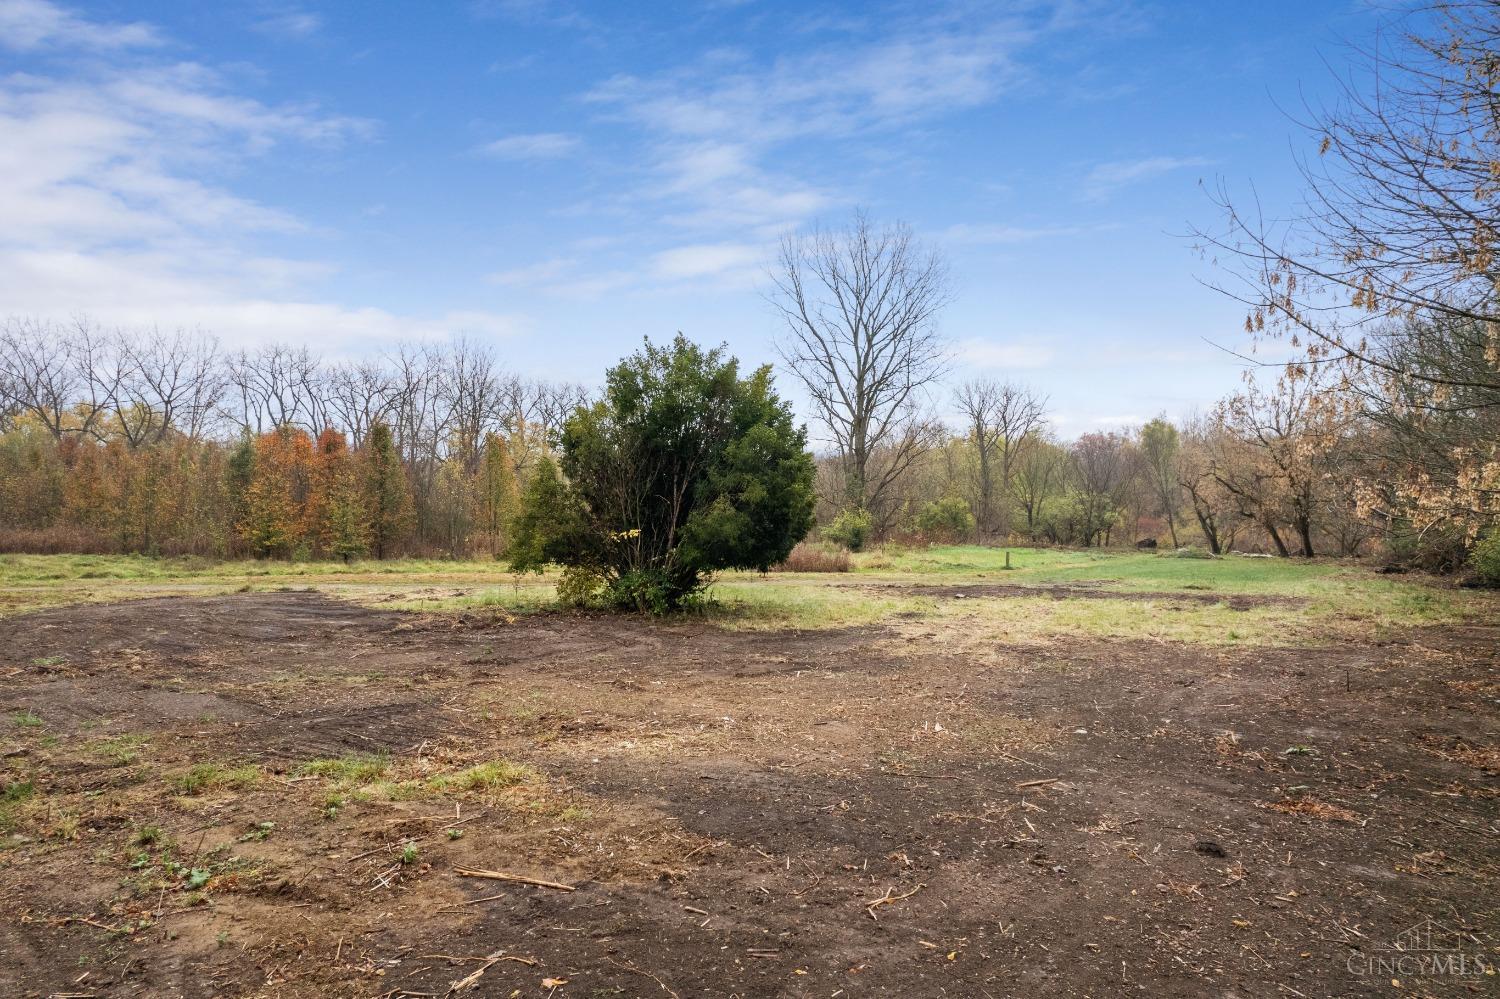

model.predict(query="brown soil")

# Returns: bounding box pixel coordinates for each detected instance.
[1,593,1496,998]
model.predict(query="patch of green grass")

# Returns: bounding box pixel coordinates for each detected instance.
[133,824,165,846]
[932,595,1294,646]
[3,780,36,804]
[425,760,535,793]
[0,779,38,831]
[11,710,43,729]
[703,580,936,630]
[851,545,1350,593]
[91,734,149,765]
[296,754,389,784]
[0,553,552,616]
[384,583,557,614]
[168,763,261,796]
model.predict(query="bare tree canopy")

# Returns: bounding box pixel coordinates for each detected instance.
[1202,1,1500,544]
[1205,2,1500,380]
[953,378,1047,536]
[770,210,951,528]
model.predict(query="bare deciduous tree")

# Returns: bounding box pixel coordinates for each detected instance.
[225,344,321,433]
[1201,2,1499,544]
[770,211,950,529]
[953,378,1047,536]
[0,317,86,439]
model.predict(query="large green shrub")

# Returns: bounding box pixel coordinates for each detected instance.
[505,335,815,612]
[824,507,873,552]
[1470,530,1500,586]
[914,496,975,542]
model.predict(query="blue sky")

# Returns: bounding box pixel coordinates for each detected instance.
[0,0,1401,433]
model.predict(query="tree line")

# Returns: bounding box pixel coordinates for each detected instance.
[0,321,583,558]
[0,307,1449,571]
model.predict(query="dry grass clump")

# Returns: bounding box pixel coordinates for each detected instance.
[774,542,851,573]
[1260,797,1360,822]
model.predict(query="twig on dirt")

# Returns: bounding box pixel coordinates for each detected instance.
[453,867,575,891]
[444,949,538,995]
[435,891,507,912]
[680,840,716,862]
[683,905,709,916]
[791,875,823,897]
[864,883,925,921]
[55,916,128,934]
[994,748,1042,769]
[886,771,961,780]
[604,956,681,998]
[421,953,537,965]
[1016,777,1061,789]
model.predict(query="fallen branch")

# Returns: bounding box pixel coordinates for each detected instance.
[1016,777,1061,789]
[604,956,681,998]
[864,882,925,921]
[435,891,507,913]
[445,949,538,995]
[453,867,575,891]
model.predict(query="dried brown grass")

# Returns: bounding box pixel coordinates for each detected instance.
[774,542,851,573]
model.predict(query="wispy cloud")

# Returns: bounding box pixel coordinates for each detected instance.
[0,1,521,350]
[958,339,1056,370]
[252,8,324,40]
[942,222,1110,245]
[479,132,580,160]
[487,257,577,286]
[1082,155,1212,201]
[577,7,1062,237]
[486,239,765,298]
[467,0,594,31]
[647,241,761,281]
[0,0,161,50]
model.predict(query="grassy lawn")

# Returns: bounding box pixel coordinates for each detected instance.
[852,544,1362,593]
[1,547,1488,644]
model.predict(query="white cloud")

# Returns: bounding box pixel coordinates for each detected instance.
[647,241,760,281]
[0,0,160,51]
[942,222,1103,245]
[253,9,324,40]
[0,246,528,350]
[0,2,520,353]
[483,240,766,298]
[957,338,1056,370]
[0,61,370,250]
[486,258,577,286]
[1082,155,1212,201]
[578,7,1069,237]
[479,131,580,159]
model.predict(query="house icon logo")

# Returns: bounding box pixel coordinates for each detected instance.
[1390,919,1452,953]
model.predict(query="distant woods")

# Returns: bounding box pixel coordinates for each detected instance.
[0,321,582,559]
[764,217,1381,561]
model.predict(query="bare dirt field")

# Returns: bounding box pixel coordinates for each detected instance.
[1,573,1497,997]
